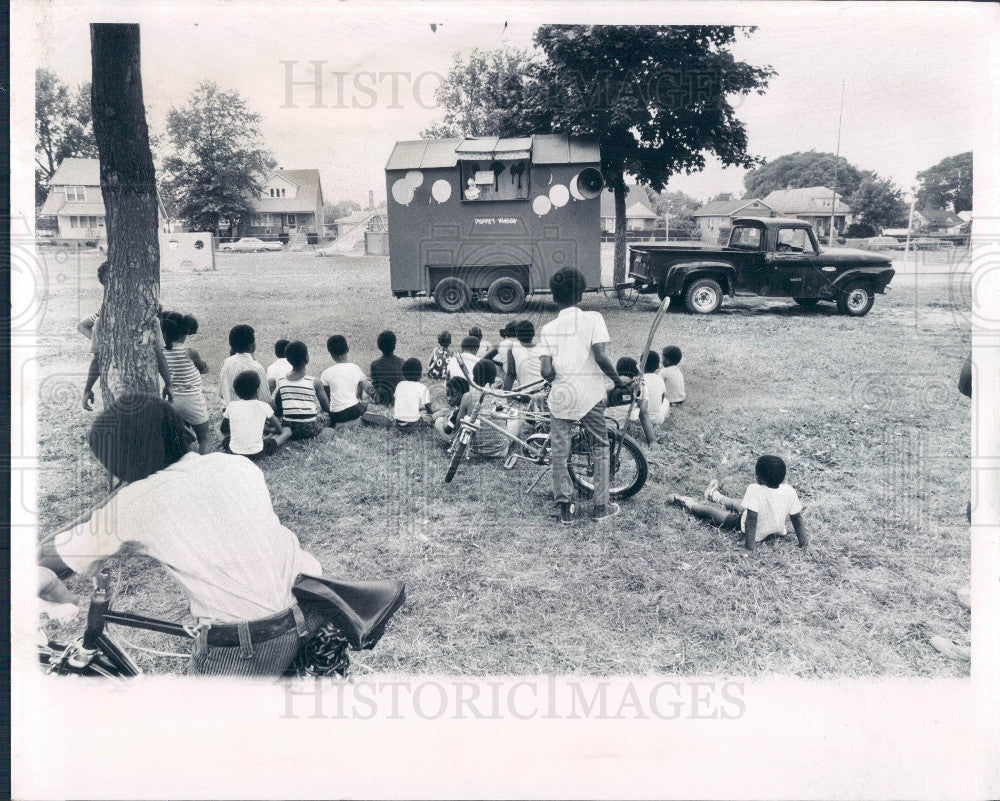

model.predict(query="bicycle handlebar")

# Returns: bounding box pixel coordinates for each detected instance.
[455,358,549,400]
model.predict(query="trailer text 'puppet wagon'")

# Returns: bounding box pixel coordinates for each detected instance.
[385,135,604,313]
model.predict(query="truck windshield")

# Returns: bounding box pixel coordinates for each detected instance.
[729,226,763,250]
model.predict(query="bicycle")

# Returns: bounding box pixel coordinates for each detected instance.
[38,567,404,678]
[443,374,649,501]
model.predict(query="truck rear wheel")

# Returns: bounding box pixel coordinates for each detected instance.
[486,277,526,313]
[684,278,723,314]
[434,277,471,313]
[837,282,874,317]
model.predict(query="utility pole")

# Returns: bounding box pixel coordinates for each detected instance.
[828,80,846,246]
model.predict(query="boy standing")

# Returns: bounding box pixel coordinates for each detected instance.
[539,268,631,525]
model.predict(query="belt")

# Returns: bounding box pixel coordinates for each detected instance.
[204,604,305,647]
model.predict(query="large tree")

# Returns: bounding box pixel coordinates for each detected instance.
[916,152,972,213]
[35,68,98,206]
[743,151,865,200]
[161,81,275,235]
[847,174,908,233]
[90,23,162,403]
[533,26,774,283]
[644,188,702,230]
[420,48,550,139]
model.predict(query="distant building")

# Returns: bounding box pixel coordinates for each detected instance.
[692,197,779,240]
[600,186,659,233]
[912,208,965,235]
[246,168,325,237]
[762,186,853,238]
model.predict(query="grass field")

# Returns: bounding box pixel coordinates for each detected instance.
[34,247,972,677]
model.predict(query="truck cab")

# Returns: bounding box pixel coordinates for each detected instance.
[628,217,895,316]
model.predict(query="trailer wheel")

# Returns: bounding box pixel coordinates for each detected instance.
[434,277,471,313]
[486,277,526,313]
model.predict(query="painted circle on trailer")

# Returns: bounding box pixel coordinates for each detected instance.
[431,179,452,203]
[391,179,415,205]
[405,169,424,188]
[569,174,585,200]
[532,195,552,216]
[549,184,569,208]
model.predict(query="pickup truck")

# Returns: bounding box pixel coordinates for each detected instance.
[628,217,895,316]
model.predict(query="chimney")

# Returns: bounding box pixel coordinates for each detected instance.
[368,190,374,209]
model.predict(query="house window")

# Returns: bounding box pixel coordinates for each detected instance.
[459,159,530,202]
[65,186,86,202]
[286,214,296,226]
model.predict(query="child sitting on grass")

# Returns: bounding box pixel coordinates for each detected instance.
[447,335,482,381]
[469,326,492,359]
[641,351,669,427]
[659,345,685,405]
[453,360,515,459]
[267,338,292,392]
[370,330,405,406]
[393,357,433,430]
[225,370,292,460]
[433,376,470,444]
[321,334,373,428]
[605,357,658,446]
[667,455,809,553]
[427,330,454,381]
[160,312,212,454]
[274,341,329,439]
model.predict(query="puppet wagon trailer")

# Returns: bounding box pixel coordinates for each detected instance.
[385,134,606,314]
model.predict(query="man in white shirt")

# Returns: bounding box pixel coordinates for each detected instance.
[539,268,632,525]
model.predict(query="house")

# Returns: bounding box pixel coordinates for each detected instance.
[246,168,324,237]
[912,208,965,235]
[600,185,659,233]
[38,157,108,241]
[762,186,853,238]
[692,197,779,241]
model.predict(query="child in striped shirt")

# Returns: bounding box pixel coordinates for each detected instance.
[273,341,328,439]
[161,312,212,453]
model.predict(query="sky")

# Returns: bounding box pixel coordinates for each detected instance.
[20,1,992,208]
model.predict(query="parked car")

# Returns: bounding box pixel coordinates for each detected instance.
[866,236,904,251]
[218,237,283,253]
[628,217,895,317]
[909,237,942,251]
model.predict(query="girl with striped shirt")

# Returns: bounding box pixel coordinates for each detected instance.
[161,312,212,453]
[274,341,329,439]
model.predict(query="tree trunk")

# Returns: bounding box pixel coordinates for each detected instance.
[612,174,628,286]
[90,24,161,405]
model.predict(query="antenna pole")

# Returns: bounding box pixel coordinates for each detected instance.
[828,80,846,245]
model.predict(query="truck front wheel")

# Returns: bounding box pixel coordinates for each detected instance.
[486,277,526,313]
[837,282,874,317]
[684,278,723,314]
[434,277,471,313]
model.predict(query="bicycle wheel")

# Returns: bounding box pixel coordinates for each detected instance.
[568,428,648,501]
[444,434,472,483]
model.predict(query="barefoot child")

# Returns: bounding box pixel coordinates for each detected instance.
[274,341,329,439]
[225,371,293,460]
[160,312,212,454]
[668,455,809,553]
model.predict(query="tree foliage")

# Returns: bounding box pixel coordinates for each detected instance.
[743,151,864,199]
[161,81,275,233]
[847,174,908,232]
[644,188,702,229]
[420,48,549,139]
[916,152,972,213]
[35,68,98,206]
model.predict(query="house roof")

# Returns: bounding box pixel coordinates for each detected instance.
[385,134,600,171]
[252,169,324,213]
[915,208,963,226]
[48,157,101,186]
[763,186,852,215]
[39,194,106,216]
[692,198,778,218]
[599,186,658,219]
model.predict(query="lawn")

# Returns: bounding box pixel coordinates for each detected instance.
[34,247,972,677]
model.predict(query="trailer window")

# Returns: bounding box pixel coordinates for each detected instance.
[729,225,763,250]
[460,160,530,202]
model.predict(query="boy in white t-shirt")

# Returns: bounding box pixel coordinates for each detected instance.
[447,336,482,381]
[266,339,292,392]
[393,358,433,430]
[667,455,809,553]
[641,352,669,426]
[225,370,292,460]
[321,334,373,428]
[659,345,686,405]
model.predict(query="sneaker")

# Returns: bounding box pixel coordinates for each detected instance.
[591,503,621,522]
[559,502,577,526]
[703,479,720,501]
[502,452,518,470]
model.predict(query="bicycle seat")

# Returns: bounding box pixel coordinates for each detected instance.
[292,575,406,650]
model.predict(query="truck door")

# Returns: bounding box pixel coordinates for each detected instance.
[765,227,811,296]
